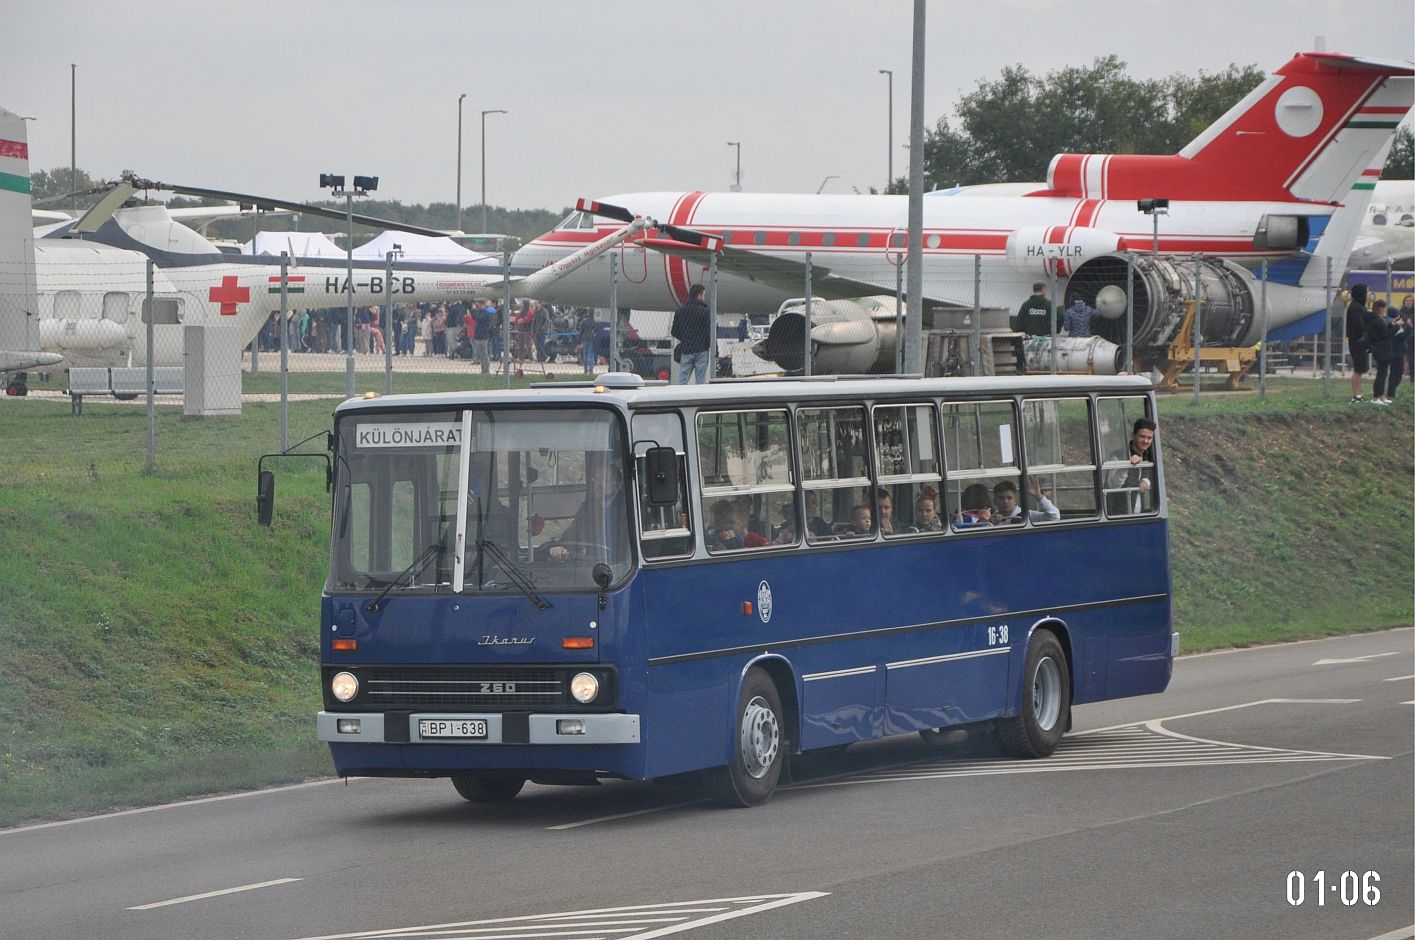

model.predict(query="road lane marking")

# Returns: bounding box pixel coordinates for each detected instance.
[794,717,1386,792]
[1080,698,1359,736]
[1,778,343,836]
[1313,652,1402,665]
[1384,674,1415,681]
[280,893,830,940]
[128,877,301,910]
[1364,927,1414,940]
[546,800,705,831]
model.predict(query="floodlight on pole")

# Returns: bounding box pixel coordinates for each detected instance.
[1138,198,1169,255]
[320,172,374,398]
[481,108,507,234]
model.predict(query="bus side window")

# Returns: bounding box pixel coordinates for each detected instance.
[873,403,942,536]
[697,409,795,555]
[940,400,1019,531]
[634,413,694,560]
[1096,396,1159,516]
[799,406,873,542]
[1021,398,1098,523]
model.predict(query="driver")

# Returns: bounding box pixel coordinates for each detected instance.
[546,466,627,562]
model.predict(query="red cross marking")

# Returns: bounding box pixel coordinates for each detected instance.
[209,276,250,315]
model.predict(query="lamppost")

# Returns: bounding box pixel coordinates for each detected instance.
[320,172,377,398]
[481,108,507,234]
[726,141,741,191]
[1138,198,1169,255]
[879,68,893,191]
[456,93,467,233]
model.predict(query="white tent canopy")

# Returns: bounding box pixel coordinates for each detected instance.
[353,230,491,265]
[243,231,344,258]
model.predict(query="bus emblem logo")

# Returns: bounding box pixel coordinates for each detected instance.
[757,581,773,623]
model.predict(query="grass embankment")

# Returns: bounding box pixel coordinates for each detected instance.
[0,377,1410,826]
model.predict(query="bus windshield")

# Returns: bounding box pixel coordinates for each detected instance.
[330,407,630,595]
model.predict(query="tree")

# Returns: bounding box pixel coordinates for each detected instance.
[29,166,106,204]
[919,59,1267,187]
[1382,126,1413,180]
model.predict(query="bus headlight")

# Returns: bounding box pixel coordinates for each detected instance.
[331,671,359,703]
[569,672,599,704]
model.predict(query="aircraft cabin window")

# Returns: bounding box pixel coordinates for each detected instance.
[822,233,836,247]
[856,233,870,248]
[787,232,801,246]
[556,211,585,231]
[103,292,129,324]
[753,231,767,245]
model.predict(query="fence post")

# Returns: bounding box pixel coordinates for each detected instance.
[972,255,982,375]
[1322,256,1333,397]
[1125,254,1134,373]
[280,252,290,452]
[146,258,156,474]
[609,252,619,372]
[383,251,394,396]
[894,263,903,375]
[803,253,813,378]
[708,249,719,381]
[502,250,512,388]
[1048,268,1058,374]
[1192,256,1202,404]
[1258,259,1268,401]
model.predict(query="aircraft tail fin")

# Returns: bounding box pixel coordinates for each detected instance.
[1294,142,1393,288]
[0,105,50,373]
[1045,52,1413,204]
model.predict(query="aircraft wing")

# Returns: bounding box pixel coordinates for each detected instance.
[642,237,928,303]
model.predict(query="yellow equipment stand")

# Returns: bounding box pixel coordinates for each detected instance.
[1153,300,1258,391]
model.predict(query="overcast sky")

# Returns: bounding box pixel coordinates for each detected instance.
[3,0,1411,220]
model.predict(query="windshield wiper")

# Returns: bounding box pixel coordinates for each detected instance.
[364,542,443,613]
[476,539,550,610]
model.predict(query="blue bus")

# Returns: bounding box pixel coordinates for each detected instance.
[288,372,1173,806]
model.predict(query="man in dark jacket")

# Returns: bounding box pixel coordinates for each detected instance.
[671,283,711,384]
[1013,282,1054,336]
[1366,298,1395,404]
[1346,283,1370,402]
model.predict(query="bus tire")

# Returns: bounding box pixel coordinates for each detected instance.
[710,669,785,807]
[451,774,525,803]
[998,630,1070,759]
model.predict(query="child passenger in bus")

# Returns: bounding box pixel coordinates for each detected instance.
[913,495,943,532]
[992,477,1060,525]
[846,504,873,536]
[952,484,994,529]
[708,501,769,551]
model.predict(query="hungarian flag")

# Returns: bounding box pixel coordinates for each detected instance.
[267,275,306,294]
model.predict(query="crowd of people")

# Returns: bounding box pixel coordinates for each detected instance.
[253,300,615,373]
[1345,285,1414,405]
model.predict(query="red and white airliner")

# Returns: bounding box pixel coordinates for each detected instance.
[515,51,1412,371]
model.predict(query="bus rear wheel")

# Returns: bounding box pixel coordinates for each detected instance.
[710,669,785,807]
[451,774,525,803]
[998,630,1070,759]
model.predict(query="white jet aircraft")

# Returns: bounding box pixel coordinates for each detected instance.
[514,51,1413,372]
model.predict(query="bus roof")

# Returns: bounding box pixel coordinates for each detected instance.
[333,373,1154,416]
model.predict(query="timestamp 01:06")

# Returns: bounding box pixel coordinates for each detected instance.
[1286,870,1380,907]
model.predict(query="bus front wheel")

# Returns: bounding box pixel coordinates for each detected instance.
[451,774,525,803]
[710,669,785,807]
[998,630,1070,759]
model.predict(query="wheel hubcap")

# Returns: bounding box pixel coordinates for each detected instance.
[740,695,780,779]
[1032,656,1062,731]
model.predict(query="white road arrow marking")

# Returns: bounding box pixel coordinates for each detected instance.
[1313,651,1401,665]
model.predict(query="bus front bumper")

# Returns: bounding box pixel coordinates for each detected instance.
[317,711,641,746]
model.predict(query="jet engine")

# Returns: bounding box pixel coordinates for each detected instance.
[755,297,900,374]
[1064,254,1256,351]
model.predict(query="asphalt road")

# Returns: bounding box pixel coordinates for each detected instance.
[3,629,1411,940]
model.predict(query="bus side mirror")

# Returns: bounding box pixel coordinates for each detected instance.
[256,469,276,526]
[644,446,679,506]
